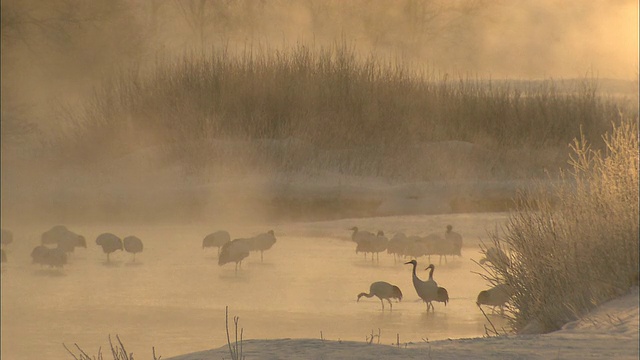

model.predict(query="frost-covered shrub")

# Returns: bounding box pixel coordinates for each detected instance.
[483,116,639,333]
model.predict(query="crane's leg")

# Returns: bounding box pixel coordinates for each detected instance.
[387,299,393,311]
[261,251,264,262]
[380,298,384,311]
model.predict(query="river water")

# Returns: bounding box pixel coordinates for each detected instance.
[1,212,510,359]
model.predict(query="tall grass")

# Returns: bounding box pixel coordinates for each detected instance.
[482,115,639,333]
[51,42,628,178]
[64,334,161,360]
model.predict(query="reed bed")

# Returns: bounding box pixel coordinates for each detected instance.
[50,43,628,180]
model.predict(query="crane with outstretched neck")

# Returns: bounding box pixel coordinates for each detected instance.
[405,260,439,312]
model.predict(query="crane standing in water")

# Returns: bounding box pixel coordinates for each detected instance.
[202,230,231,256]
[357,281,403,311]
[477,283,513,314]
[246,230,277,262]
[123,236,144,262]
[96,233,123,263]
[405,260,440,312]
[218,238,251,273]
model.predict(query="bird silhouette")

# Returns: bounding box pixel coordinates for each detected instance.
[218,238,251,273]
[477,283,512,314]
[1,228,13,247]
[123,236,144,262]
[202,230,231,256]
[96,233,123,263]
[436,286,449,306]
[31,245,49,267]
[479,246,511,268]
[387,232,411,263]
[41,225,86,255]
[357,281,403,311]
[444,225,463,257]
[405,260,439,312]
[246,230,277,262]
[350,227,375,243]
[30,245,67,269]
[355,231,388,263]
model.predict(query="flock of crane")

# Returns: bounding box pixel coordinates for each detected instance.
[0,226,143,269]
[350,225,513,314]
[357,260,511,315]
[350,225,464,264]
[202,229,278,271]
[0,226,277,272]
[1,224,512,315]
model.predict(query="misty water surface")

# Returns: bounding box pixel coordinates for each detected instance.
[1,213,510,359]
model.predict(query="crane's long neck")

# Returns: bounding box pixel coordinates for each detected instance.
[411,262,423,285]
[358,292,374,300]
[428,266,435,280]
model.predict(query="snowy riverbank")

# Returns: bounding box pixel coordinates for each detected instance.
[169,286,639,360]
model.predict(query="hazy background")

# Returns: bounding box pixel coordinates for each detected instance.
[1,0,638,225]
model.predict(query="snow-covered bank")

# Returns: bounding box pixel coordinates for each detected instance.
[169,287,639,360]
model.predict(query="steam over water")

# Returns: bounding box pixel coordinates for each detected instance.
[1,213,509,359]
